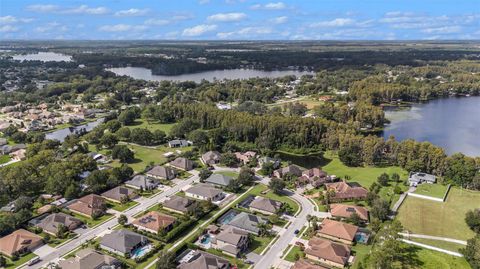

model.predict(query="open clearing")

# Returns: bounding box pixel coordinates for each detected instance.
[413,183,448,199]
[397,187,479,240]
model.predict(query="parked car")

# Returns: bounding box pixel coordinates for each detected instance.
[294,229,300,234]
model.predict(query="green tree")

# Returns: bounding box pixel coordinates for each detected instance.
[156,250,176,269]
[269,178,286,194]
[462,234,480,269]
[377,173,389,186]
[118,214,128,226]
[199,168,212,182]
[111,145,134,163]
[100,133,119,149]
[466,210,480,234]
[370,198,390,221]
[220,152,239,167]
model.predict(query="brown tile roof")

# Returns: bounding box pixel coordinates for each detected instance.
[101,186,137,202]
[305,237,351,266]
[325,180,368,200]
[132,211,176,232]
[317,219,358,242]
[0,229,44,257]
[330,204,369,221]
[249,196,283,214]
[67,194,105,217]
[291,259,328,269]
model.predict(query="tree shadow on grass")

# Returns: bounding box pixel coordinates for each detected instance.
[398,244,424,268]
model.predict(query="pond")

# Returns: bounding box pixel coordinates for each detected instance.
[12,52,73,62]
[382,96,480,157]
[45,118,104,142]
[106,67,313,83]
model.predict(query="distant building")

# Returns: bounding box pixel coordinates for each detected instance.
[223,212,267,235]
[32,213,83,236]
[132,211,176,234]
[273,165,303,178]
[201,151,221,165]
[101,186,138,203]
[249,196,283,215]
[168,139,190,148]
[211,226,249,257]
[100,230,149,257]
[145,165,176,180]
[169,157,194,171]
[408,172,436,186]
[67,194,106,218]
[178,250,230,269]
[330,204,369,222]
[325,181,368,201]
[163,196,195,215]
[317,219,358,245]
[305,237,351,268]
[125,175,160,190]
[205,174,233,188]
[291,259,328,269]
[185,184,224,201]
[234,151,256,165]
[0,229,44,258]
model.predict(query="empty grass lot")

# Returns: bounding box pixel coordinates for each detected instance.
[416,248,471,269]
[397,187,479,240]
[413,184,448,199]
[409,238,465,253]
[129,120,176,135]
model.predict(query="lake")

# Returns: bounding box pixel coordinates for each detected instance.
[107,67,313,83]
[45,118,103,142]
[12,52,72,62]
[382,96,480,156]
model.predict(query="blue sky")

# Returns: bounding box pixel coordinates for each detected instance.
[1,0,479,40]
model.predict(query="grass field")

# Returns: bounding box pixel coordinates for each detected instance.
[397,187,479,240]
[107,200,139,212]
[251,234,276,254]
[351,244,372,269]
[109,144,193,172]
[416,248,470,269]
[130,120,176,135]
[216,171,239,178]
[4,252,37,268]
[69,212,114,228]
[413,184,448,199]
[284,245,303,262]
[0,154,11,164]
[410,238,465,253]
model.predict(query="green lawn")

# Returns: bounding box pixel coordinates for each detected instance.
[322,151,409,189]
[284,245,304,262]
[4,252,37,268]
[409,238,465,253]
[107,200,139,212]
[351,244,372,269]
[129,120,176,135]
[68,212,114,228]
[110,144,192,172]
[416,248,471,269]
[397,187,479,240]
[251,235,276,254]
[0,154,11,164]
[413,184,448,199]
[249,184,300,215]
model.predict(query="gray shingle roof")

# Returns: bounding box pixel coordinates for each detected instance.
[185,184,223,199]
[205,174,233,187]
[125,175,159,189]
[100,230,149,254]
[146,166,176,179]
[225,212,267,234]
[163,196,194,213]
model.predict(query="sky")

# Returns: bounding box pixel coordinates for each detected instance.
[0,0,479,40]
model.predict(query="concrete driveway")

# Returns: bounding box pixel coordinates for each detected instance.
[33,245,56,256]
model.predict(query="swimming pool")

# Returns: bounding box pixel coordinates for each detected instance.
[217,209,239,225]
[355,232,369,244]
[132,244,152,259]
[201,234,211,244]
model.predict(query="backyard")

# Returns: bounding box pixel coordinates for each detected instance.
[413,183,449,199]
[107,200,139,212]
[397,187,479,240]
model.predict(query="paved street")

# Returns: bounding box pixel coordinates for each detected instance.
[23,171,198,269]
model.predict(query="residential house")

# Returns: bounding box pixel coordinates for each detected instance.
[0,196,32,213]
[249,197,283,215]
[163,196,195,215]
[101,186,138,203]
[169,157,194,171]
[298,168,332,187]
[0,144,26,155]
[305,237,351,268]
[234,151,256,165]
[223,212,267,235]
[132,211,176,234]
[205,174,233,188]
[258,157,280,169]
[178,250,230,269]
[201,151,221,165]
[317,219,358,245]
[324,180,368,201]
[58,248,121,269]
[125,175,159,191]
[145,165,176,180]
[273,165,303,178]
[67,194,106,218]
[211,226,249,257]
[100,230,149,257]
[185,184,225,201]
[168,139,190,148]
[33,213,83,236]
[0,229,44,257]
[291,260,328,269]
[408,172,436,186]
[330,204,369,222]
[9,148,26,161]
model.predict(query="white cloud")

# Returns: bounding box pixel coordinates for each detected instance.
[98,24,148,32]
[421,26,461,34]
[311,18,356,27]
[182,24,217,36]
[270,16,288,24]
[26,4,108,15]
[0,25,19,33]
[207,12,246,22]
[217,26,272,38]
[115,8,149,17]
[26,4,59,13]
[144,19,170,26]
[251,2,286,10]
[35,22,68,33]
[0,16,33,24]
